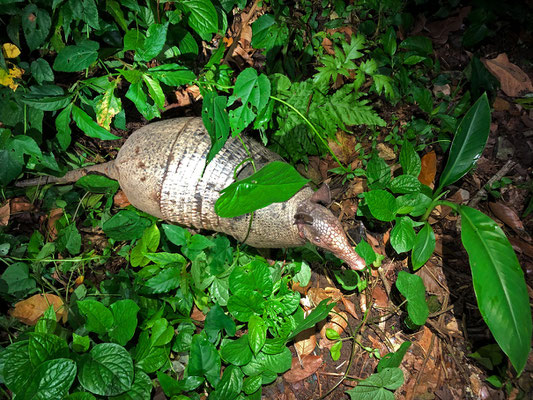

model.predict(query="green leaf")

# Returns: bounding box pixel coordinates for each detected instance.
[22,5,51,51]
[133,331,169,373]
[389,175,421,194]
[0,262,36,296]
[72,105,120,140]
[72,333,91,353]
[151,318,174,347]
[229,260,273,297]
[55,104,72,149]
[229,68,271,114]
[125,80,160,120]
[82,0,99,29]
[215,161,309,218]
[78,343,134,396]
[366,156,391,188]
[109,300,140,346]
[78,299,114,335]
[399,36,433,55]
[53,41,99,72]
[14,359,77,400]
[210,365,243,400]
[188,334,221,387]
[76,175,119,194]
[399,140,421,176]
[102,210,151,241]
[0,149,22,186]
[411,86,433,114]
[227,290,265,322]
[56,223,82,255]
[28,333,69,366]
[395,271,428,326]
[248,315,267,355]
[181,0,218,41]
[390,217,416,253]
[31,58,54,84]
[143,266,181,294]
[377,342,412,372]
[437,93,490,192]
[137,23,169,61]
[346,368,404,399]
[459,205,532,374]
[202,92,230,165]
[411,223,435,270]
[148,64,196,86]
[243,375,262,395]
[142,74,165,109]
[111,370,152,400]
[396,192,432,217]
[106,0,128,31]
[382,27,397,56]
[330,341,342,361]
[220,336,253,366]
[364,190,397,222]
[289,299,336,339]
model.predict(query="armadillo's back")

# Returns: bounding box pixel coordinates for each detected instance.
[114,117,307,248]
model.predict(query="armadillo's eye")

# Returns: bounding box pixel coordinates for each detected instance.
[314,237,321,243]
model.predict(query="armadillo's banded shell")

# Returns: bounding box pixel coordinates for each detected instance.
[114,117,309,248]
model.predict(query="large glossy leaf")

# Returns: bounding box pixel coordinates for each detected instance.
[460,205,531,374]
[214,161,309,218]
[437,93,490,193]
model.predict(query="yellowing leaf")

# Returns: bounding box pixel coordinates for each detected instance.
[9,65,24,79]
[2,43,21,58]
[0,68,17,90]
[10,293,67,325]
[96,83,122,130]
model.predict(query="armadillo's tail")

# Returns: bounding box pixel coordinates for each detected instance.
[15,161,118,188]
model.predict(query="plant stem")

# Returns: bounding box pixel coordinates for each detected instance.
[270,95,347,170]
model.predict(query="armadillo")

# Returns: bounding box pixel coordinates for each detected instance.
[17,117,365,270]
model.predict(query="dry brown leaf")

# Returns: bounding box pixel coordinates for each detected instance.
[426,6,471,44]
[327,131,357,164]
[418,151,437,187]
[10,197,34,213]
[493,97,511,111]
[483,53,533,97]
[489,202,528,237]
[283,355,323,383]
[113,190,131,208]
[509,237,533,258]
[377,143,396,161]
[0,200,10,226]
[47,208,64,240]
[307,287,343,306]
[341,298,358,319]
[327,311,348,334]
[190,305,206,322]
[417,326,434,354]
[294,328,317,357]
[372,286,388,309]
[11,293,67,325]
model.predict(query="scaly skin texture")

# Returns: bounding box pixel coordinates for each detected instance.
[17,117,366,270]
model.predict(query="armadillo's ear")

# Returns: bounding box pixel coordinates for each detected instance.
[294,212,314,225]
[310,183,331,205]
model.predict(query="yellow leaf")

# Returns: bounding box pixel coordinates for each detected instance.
[9,65,24,79]
[2,43,21,58]
[0,68,17,91]
[96,83,121,130]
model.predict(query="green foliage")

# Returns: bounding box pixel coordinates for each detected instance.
[1,0,530,398]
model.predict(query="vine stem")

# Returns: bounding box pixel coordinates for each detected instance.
[270,95,347,170]
[421,199,459,221]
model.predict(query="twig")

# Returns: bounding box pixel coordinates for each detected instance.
[222,0,260,64]
[468,160,516,208]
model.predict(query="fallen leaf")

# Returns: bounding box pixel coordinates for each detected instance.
[483,53,533,97]
[489,202,530,240]
[47,208,64,240]
[284,355,323,383]
[0,200,10,226]
[113,190,131,208]
[433,84,451,96]
[341,298,358,319]
[190,305,205,322]
[493,97,510,111]
[294,328,317,357]
[377,143,396,161]
[509,237,533,258]
[418,151,437,187]
[328,131,357,164]
[372,286,388,309]
[307,287,343,306]
[10,293,67,325]
[10,197,34,213]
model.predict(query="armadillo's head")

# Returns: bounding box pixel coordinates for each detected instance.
[295,184,366,271]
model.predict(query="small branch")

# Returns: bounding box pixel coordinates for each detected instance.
[468,159,516,208]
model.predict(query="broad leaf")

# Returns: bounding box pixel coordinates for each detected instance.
[411,223,435,270]
[437,93,490,192]
[72,106,120,140]
[53,41,99,72]
[395,271,428,326]
[215,161,309,218]
[460,205,531,374]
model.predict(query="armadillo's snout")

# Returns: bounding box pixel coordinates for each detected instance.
[296,207,366,271]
